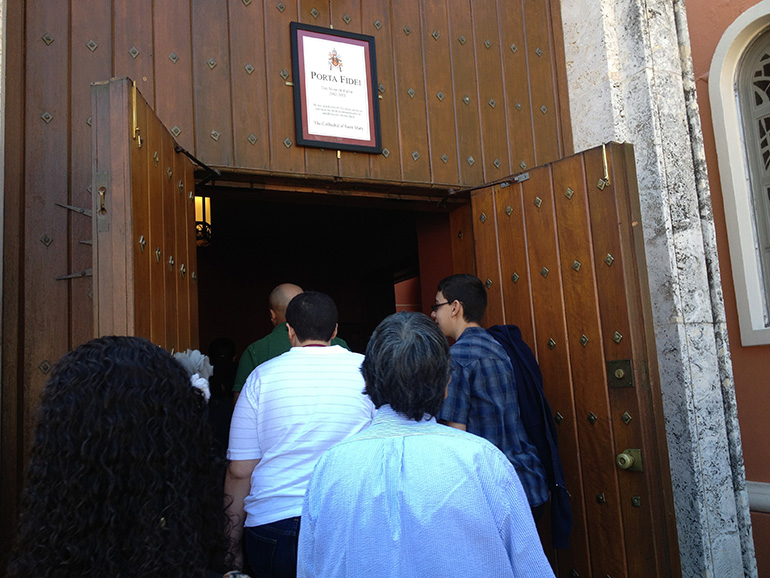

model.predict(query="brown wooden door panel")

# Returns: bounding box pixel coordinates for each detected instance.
[153,0,195,153]
[523,0,561,166]
[174,145,192,350]
[92,78,198,353]
[465,143,679,578]
[473,0,511,180]
[147,107,168,346]
[392,1,431,183]
[229,0,270,171]
[161,121,180,350]
[132,87,152,340]
[114,1,154,106]
[191,1,234,167]
[499,0,535,174]
[366,0,402,183]
[449,203,475,276]
[421,0,460,185]
[447,0,484,185]
[264,2,305,175]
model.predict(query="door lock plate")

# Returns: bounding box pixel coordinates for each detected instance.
[607,359,633,388]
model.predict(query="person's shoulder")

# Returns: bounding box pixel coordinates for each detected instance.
[439,426,516,467]
[327,345,364,363]
[455,328,509,361]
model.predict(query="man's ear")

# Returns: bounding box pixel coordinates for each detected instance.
[330,323,338,341]
[269,308,278,325]
[450,300,463,319]
[287,323,299,347]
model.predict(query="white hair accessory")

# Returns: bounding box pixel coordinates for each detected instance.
[189,373,211,401]
[173,349,214,402]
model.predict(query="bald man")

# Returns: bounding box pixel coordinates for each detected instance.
[232,283,349,401]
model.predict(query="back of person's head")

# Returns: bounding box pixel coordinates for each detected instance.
[268,283,303,314]
[208,336,236,366]
[362,312,451,420]
[437,274,487,323]
[7,336,229,578]
[285,291,338,342]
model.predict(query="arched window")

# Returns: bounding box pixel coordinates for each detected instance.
[738,31,770,321]
[710,1,770,345]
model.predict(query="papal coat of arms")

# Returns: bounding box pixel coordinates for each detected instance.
[328,48,343,71]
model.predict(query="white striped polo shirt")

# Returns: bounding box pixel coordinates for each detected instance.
[228,345,375,526]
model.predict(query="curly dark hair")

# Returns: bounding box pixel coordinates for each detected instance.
[6,336,230,578]
[362,312,452,421]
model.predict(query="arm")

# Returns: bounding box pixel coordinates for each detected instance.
[232,349,256,405]
[224,458,260,569]
[296,480,317,578]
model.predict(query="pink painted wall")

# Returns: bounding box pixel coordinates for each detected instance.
[684,0,770,573]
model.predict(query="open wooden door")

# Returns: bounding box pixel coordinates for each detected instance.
[91,78,199,352]
[452,143,681,578]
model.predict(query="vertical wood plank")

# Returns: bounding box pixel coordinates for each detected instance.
[229,0,270,169]
[392,1,431,183]
[131,86,152,340]
[472,0,510,180]
[154,0,195,152]
[449,203,475,276]
[470,187,504,326]
[24,3,71,438]
[1,0,27,550]
[331,0,373,180]
[366,0,400,181]
[523,0,560,166]
[421,0,460,185]
[264,1,305,174]
[551,153,617,577]
[162,127,179,351]
[174,145,192,350]
[446,0,484,184]
[495,183,535,345]
[113,0,154,104]
[499,0,535,174]
[147,106,167,346]
[546,0,574,157]
[192,0,234,166]
[93,79,132,337]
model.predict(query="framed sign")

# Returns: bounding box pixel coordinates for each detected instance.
[291,22,382,153]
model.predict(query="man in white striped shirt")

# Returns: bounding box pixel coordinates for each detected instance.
[225,291,375,577]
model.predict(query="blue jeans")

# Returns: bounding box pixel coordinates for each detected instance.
[244,517,301,578]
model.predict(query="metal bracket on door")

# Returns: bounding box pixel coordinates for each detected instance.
[597,143,611,189]
[607,359,633,388]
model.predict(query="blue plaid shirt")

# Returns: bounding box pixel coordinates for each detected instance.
[438,327,549,507]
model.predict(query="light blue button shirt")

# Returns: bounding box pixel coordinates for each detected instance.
[298,405,556,578]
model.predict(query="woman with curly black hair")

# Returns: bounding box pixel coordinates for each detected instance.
[6,335,240,578]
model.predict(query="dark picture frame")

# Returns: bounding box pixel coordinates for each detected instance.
[290,22,382,154]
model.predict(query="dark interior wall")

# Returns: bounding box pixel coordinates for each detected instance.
[196,194,428,355]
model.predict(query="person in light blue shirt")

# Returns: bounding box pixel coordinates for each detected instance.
[298,312,555,578]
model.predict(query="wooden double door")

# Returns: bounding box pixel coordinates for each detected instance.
[93,78,680,578]
[451,145,681,577]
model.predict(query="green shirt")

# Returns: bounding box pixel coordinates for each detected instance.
[232,323,350,392]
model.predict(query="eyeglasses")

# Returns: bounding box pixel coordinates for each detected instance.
[431,301,451,312]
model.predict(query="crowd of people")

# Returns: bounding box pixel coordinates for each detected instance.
[6,275,566,578]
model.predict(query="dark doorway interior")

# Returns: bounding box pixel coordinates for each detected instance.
[196,193,427,358]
